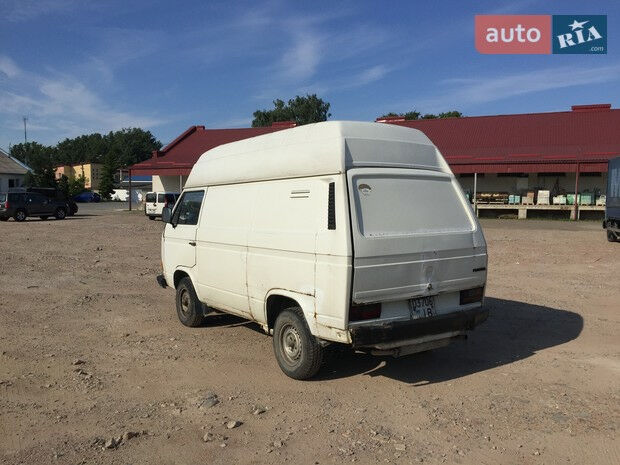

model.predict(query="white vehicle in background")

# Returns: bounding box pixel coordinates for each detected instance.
[157,121,488,379]
[145,192,179,220]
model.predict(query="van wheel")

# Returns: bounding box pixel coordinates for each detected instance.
[273,307,324,380]
[608,230,618,242]
[149,216,155,220]
[14,209,26,222]
[175,277,204,327]
[54,208,66,220]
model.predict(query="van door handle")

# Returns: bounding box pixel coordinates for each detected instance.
[189,241,196,246]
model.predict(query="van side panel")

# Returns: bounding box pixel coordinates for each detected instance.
[247,177,323,326]
[194,184,252,316]
[314,174,353,335]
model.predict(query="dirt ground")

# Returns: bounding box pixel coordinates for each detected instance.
[1,209,618,465]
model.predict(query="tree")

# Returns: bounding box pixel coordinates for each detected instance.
[379,110,462,120]
[68,175,86,197]
[98,153,117,200]
[57,174,70,197]
[11,142,57,188]
[252,94,331,127]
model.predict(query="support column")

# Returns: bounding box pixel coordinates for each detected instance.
[473,172,478,215]
[570,163,580,220]
[128,169,132,211]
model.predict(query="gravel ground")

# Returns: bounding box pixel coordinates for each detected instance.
[0,211,618,465]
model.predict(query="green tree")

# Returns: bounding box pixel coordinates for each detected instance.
[11,142,57,188]
[57,174,70,197]
[252,94,331,127]
[98,153,117,200]
[379,110,462,120]
[68,175,86,197]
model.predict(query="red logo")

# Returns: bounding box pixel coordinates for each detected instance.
[475,15,551,54]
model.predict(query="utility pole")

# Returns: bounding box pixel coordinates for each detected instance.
[23,116,28,144]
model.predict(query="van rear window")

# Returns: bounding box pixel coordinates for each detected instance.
[351,173,474,237]
[145,193,156,202]
[0,194,5,202]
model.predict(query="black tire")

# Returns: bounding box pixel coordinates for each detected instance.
[175,277,204,327]
[273,307,324,380]
[608,230,619,242]
[54,208,66,220]
[149,216,156,220]
[14,209,26,222]
[40,216,49,220]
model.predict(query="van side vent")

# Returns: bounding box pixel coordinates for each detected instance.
[327,182,336,230]
[290,189,310,199]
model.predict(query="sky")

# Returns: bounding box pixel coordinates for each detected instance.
[0,0,618,150]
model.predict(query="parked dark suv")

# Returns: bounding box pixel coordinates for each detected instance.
[26,187,78,216]
[0,192,69,222]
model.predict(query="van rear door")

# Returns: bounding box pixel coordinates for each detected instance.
[347,168,486,305]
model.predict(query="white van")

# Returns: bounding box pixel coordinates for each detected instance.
[157,122,488,379]
[145,192,180,220]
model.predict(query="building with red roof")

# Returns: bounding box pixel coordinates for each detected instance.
[130,105,618,216]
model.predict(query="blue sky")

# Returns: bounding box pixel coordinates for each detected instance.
[0,0,618,150]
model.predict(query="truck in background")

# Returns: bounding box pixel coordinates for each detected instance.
[604,156,620,242]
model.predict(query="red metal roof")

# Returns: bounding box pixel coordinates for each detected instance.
[386,104,620,173]
[130,106,620,175]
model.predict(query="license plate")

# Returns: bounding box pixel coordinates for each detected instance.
[408,296,435,319]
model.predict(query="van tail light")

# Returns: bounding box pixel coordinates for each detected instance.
[3,201,8,209]
[460,287,484,305]
[349,303,381,321]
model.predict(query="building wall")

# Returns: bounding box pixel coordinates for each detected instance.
[152,175,186,193]
[457,172,608,196]
[54,163,103,190]
[0,174,25,191]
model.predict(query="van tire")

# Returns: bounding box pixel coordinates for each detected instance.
[54,208,66,220]
[273,307,324,380]
[608,230,618,242]
[149,216,155,220]
[175,277,204,327]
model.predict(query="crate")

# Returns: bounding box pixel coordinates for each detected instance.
[580,193,594,205]
[552,195,566,205]
[596,195,606,206]
[537,190,550,205]
[508,195,521,204]
[567,194,580,204]
[522,192,535,205]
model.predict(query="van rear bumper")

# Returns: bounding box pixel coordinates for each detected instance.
[350,307,488,348]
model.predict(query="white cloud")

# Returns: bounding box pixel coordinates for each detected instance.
[414,64,620,111]
[3,0,85,22]
[0,57,165,146]
[279,31,322,80]
[0,56,21,78]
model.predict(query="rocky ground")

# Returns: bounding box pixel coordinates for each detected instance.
[1,209,618,465]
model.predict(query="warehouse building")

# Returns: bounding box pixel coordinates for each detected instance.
[130,104,619,219]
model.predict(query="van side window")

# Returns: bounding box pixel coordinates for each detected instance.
[157,193,165,203]
[173,191,204,226]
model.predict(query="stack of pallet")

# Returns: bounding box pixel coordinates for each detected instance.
[522,192,535,205]
[553,195,567,205]
[537,190,550,205]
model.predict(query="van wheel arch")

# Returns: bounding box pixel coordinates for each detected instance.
[173,270,190,289]
[266,295,301,330]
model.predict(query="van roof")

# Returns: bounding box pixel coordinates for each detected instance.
[184,121,449,187]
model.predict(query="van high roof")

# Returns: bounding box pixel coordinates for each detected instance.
[184,121,450,187]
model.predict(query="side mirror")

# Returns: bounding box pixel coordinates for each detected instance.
[162,206,172,224]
